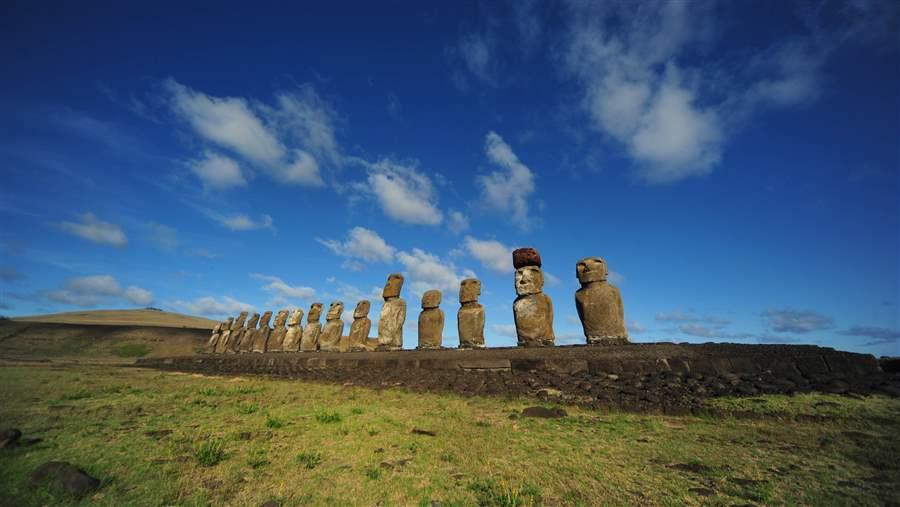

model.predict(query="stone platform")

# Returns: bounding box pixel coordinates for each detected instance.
[135,343,899,413]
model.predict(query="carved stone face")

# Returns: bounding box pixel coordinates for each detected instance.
[576,257,608,284]
[459,278,481,304]
[247,313,260,328]
[354,300,370,318]
[326,301,344,320]
[422,290,442,309]
[273,310,289,327]
[383,273,405,299]
[233,311,248,328]
[515,266,544,296]
[286,309,303,326]
[259,311,272,327]
[224,317,234,328]
[308,303,324,321]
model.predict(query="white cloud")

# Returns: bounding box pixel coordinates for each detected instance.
[172,295,253,317]
[458,32,497,86]
[560,1,883,183]
[492,324,517,338]
[447,210,469,234]
[189,151,247,190]
[59,212,128,248]
[544,271,561,286]
[397,248,474,296]
[281,150,325,186]
[762,309,833,334]
[252,273,315,299]
[124,285,154,305]
[146,222,179,252]
[47,275,153,307]
[479,132,535,228]
[166,79,331,188]
[166,79,285,167]
[626,320,646,334]
[203,209,274,231]
[463,236,512,274]
[316,226,396,264]
[608,271,625,285]
[356,159,443,226]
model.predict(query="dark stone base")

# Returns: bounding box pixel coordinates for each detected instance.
[136,343,899,413]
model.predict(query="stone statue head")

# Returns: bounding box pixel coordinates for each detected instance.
[354,300,371,318]
[247,313,260,328]
[273,310,289,328]
[326,301,344,320]
[515,266,544,296]
[383,273,405,299]
[308,303,324,322]
[576,256,608,285]
[259,311,272,327]
[288,308,304,326]
[459,278,481,304]
[233,311,248,328]
[212,323,221,333]
[223,317,234,328]
[422,290,442,309]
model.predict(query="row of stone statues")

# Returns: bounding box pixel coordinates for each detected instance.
[205,248,627,353]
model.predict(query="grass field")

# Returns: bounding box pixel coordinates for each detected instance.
[10,309,217,329]
[1,364,898,506]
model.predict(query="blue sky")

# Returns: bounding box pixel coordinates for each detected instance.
[1,1,898,355]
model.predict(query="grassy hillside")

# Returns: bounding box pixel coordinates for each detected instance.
[1,364,898,506]
[11,309,217,329]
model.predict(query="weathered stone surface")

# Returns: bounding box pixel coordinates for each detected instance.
[418,290,444,349]
[227,312,249,353]
[206,323,222,353]
[378,274,406,350]
[214,317,234,354]
[29,461,100,497]
[319,302,345,352]
[513,254,554,346]
[512,247,542,269]
[349,300,375,351]
[251,311,272,353]
[575,257,628,345]
[282,309,305,352]
[458,278,485,349]
[239,313,260,353]
[301,303,323,352]
[267,310,289,352]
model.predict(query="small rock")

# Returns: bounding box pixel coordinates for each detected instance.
[0,428,22,449]
[238,432,252,440]
[521,406,567,419]
[259,501,280,507]
[689,487,715,497]
[606,374,619,381]
[411,428,437,436]
[667,462,711,474]
[29,461,100,497]
[144,429,172,440]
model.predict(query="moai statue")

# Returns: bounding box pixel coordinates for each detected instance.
[214,317,234,353]
[300,303,324,351]
[377,273,406,350]
[206,323,222,353]
[282,308,305,352]
[227,311,249,353]
[458,278,485,349]
[512,247,555,347]
[251,311,273,353]
[349,300,376,351]
[239,313,260,353]
[575,257,629,345]
[417,290,444,349]
[318,301,345,352]
[267,310,289,352]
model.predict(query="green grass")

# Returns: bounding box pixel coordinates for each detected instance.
[193,439,227,466]
[295,451,322,469]
[111,342,152,358]
[1,364,898,506]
